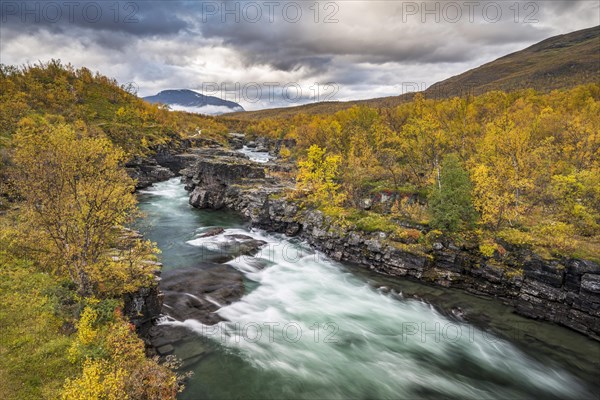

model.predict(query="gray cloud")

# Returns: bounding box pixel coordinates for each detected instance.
[0,1,190,36]
[0,0,598,110]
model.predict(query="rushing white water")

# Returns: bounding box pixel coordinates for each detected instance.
[177,229,590,400]
[138,179,598,400]
[238,145,273,163]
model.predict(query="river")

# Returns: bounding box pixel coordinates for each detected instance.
[137,178,599,400]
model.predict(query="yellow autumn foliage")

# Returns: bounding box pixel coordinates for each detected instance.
[62,359,128,400]
[63,305,179,400]
[296,144,345,208]
[10,119,157,297]
[240,85,599,243]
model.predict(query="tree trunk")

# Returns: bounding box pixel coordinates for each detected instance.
[77,266,93,297]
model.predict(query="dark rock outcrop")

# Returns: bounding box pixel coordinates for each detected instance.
[127,137,224,189]
[146,263,246,355]
[126,158,175,189]
[228,133,246,149]
[160,264,244,324]
[182,148,274,210]
[124,283,164,338]
[196,227,225,238]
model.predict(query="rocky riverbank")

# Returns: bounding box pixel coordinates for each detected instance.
[126,135,599,342]
[177,144,600,341]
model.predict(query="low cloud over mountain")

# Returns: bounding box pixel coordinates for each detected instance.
[143,89,244,115]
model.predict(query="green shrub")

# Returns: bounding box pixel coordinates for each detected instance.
[498,228,535,247]
[355,213,397,233]
[479,240,497,257]
[428,154,478,232]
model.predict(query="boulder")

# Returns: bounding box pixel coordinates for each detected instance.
[581,273,600,294]
[196,227,225,238]
[160,264,244,324]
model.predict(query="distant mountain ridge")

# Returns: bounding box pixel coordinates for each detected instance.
[425,25,600,98]
[225,25,599,120]
[143,89,244,115]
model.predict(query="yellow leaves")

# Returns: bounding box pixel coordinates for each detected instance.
[77,307,99,345]
[479,239,498,257]
[497,228,535,247]
[470,163,516,228]
[534,222,577,254]
[64,305,179,400]
[390,197,429,225]
[498,221,577,257]
[0,60,232,157]
[91,239,159,297]
[470,103,545,227]
[279,144,292,160]
[296,145,345,208]
[550,170,600,235]
[102,314,145,364]
[61,359,128,400]
[68,302,103,363]
[257,84,599,238]
[10,121,140,296]
[399,99,450,184]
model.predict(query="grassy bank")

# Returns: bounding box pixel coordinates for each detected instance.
[0,250,77,399]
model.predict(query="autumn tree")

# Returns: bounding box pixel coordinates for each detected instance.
[400,94,449,186]
[296,145,345,208]
[428,154,478,232]
[470,163,515,229]
[279,144,292,160]
[10,119,155,296]
[0,60,230,156]
[239,85,598,244]
[550,170,600,235]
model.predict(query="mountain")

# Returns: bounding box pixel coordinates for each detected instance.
[144,89,244,115]
[425,25,600,98]
[225,25,599,120]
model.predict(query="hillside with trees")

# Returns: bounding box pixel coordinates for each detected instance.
[0,60,228,157]
[240,85,600,262]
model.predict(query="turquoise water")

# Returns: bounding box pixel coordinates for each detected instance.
[138,178,600,400]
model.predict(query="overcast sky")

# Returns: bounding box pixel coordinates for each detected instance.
[1,1,598,110]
